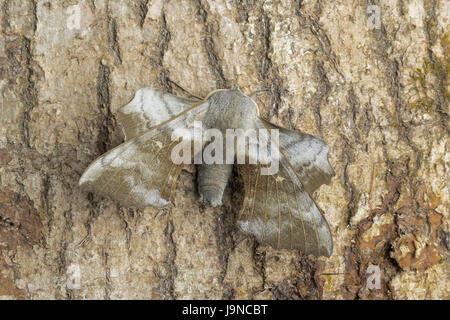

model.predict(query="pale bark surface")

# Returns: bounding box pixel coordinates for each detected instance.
[0,0,448,299]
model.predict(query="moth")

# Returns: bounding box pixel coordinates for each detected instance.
[79,88,335,256]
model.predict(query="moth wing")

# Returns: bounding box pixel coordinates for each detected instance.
[79,94,209,208]
[236,119,333,256]
[260,118,335,193]
[118,87,201,140]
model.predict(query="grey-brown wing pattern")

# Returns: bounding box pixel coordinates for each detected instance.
[259,118,335,193]
[79,95,209,208]
[117,87,201,140]
[236,119,334,256]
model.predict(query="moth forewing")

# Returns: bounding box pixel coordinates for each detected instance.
[117,87,200,140]
[79,89,210,208]
[235,112,334,256]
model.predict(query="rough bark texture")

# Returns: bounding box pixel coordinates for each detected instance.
[0,0,448,299]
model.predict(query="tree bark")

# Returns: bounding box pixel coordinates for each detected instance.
[0,0,448,299]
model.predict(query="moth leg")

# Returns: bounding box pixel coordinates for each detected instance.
[197,163,233,207]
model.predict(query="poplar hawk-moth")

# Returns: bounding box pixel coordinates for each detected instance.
[79,88,335,256]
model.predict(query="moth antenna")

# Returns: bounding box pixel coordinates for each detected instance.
[249,87,269,100]
[167,78,204,101]
[319,272,348,276]
[248,88,269,118]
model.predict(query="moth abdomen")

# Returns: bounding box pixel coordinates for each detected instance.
[198,163,233,207]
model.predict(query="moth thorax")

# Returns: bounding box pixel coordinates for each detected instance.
[205,90,257,130]
[197,163,233,208]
